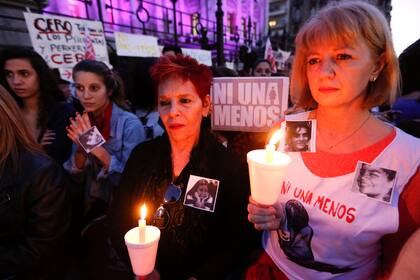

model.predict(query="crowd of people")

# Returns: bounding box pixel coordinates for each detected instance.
[0,1,419,279]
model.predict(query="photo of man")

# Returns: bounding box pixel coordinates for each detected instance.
[353,162,397,203]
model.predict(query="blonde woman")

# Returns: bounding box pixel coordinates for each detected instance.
[247,1,420,279]
[0,85,70,279]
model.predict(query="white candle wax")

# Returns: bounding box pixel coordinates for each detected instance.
[138,203,147,243]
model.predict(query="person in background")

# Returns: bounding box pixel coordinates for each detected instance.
[0,47,76,164]
[162,44,182,57]
[252,59,272,77]
[246,1,420,279]
[64,60,145,224]
[129,57,165,141]
[52,68,84,113]
[0,84,70,279]
[389,228,420,280]
[96,54,259,280]
[392,38,420,137]
[238,45,258,76]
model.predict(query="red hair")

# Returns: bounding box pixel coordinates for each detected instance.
[149,54,213,102]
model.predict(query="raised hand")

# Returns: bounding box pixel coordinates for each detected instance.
[66,111,92,144]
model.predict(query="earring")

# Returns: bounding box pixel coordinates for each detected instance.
[370,76,377,82]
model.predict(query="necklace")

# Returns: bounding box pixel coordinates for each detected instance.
[317,112,371,150]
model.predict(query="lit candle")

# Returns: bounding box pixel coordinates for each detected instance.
[265,130,283,163]
[247,129,291,205]
[139,203,147,243]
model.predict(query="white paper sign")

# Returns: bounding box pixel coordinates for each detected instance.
[24,12,109,68]
[181,48,212,66]
[211,77,289,132]
[115,32,160,57]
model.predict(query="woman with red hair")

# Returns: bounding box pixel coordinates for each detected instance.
[95,54,259,279]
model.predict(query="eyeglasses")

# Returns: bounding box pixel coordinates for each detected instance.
[151,183,182,229]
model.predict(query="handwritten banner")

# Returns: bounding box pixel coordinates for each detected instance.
[115,32,160,57]
[211,77,289,132]
[23,12,109,69]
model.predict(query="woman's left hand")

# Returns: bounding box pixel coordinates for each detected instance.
[66,112,92,144]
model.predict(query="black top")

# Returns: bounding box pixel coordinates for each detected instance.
[0,148,70,279]
[108,128,259,280]
[39,101,76,164]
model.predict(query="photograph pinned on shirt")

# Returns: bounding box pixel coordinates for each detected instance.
[77,126,106,153]
[351,161,397,204]
[279,120,316,152]
[183,175,220,212]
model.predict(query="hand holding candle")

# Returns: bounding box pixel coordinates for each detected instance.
[248,129,291,205]
[139,203,147,243]
[125,203,161,276]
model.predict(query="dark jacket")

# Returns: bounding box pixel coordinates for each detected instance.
[39,101,76,165]
[106,128,260,280]
[0,148,71,279]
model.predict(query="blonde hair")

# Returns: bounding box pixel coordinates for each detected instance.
[291,0,400,109]
[0,85,42,174]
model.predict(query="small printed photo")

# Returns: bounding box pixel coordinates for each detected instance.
[77,126,106,153]
[283,120,316,152]
[352,161,397,204]
[183,175,220,212]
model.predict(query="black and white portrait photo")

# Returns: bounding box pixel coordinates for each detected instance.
[284,120,316,152]
[77,126,106,153]
[184,175,219,212]
[352,162,397,203]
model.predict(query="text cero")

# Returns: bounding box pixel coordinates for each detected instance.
[34,18,72,35]
[50,53,84,65]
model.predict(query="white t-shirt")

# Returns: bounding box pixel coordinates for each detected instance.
[264,112,420,280]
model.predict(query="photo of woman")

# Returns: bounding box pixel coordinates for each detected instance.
[184,177,219,211]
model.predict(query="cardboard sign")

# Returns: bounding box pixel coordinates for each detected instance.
[115,32,160,57]
[211,77,289,132]
[24,12,109,68]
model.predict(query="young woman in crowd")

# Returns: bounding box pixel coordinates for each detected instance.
[89,54,259,280]
[0,85,70,279]
[64,60,145,222]
[247,1,420,279]
[0,47,76,164]
[252,59,273,77]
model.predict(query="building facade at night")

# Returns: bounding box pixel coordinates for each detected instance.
[268,0,392,52]
[0,0,269,64]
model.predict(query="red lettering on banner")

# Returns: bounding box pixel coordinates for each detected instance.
[50,53,85,65]
[293,187,313,205]
[314,195,356,224]
[281,181,291,195]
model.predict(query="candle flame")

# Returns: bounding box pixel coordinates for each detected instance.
[140,203,147,220]
[269,129,282,146]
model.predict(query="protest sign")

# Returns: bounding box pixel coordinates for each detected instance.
[115,32,160,57]
[211,77,289,132]
[23,12,109,69]
[181,48,212,66]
